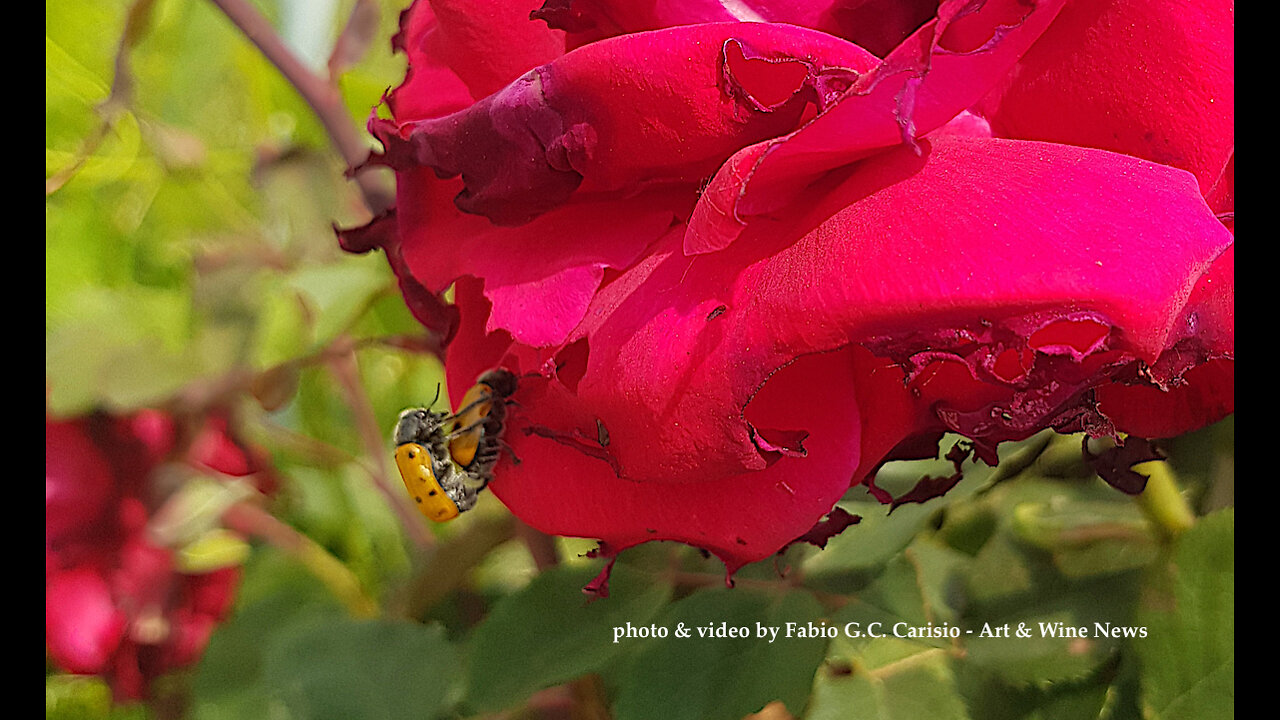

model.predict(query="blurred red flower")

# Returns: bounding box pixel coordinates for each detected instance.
[45,410,270,700]
[343,0,1233,576]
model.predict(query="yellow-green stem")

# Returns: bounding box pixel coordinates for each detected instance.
[224,502,380,618]
[1133,460,1196,541]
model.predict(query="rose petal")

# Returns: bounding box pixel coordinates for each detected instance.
[373,22,879,224]
[393,169,680,345]
[977,0,1234,197]
[827,0,942,57]
[584,137,1229,480]
[1095,244,1234,438]
[530,0,940,56]
[46,568,127,674]
[388,0,564,121]
[45,420,114,544]
[686,0,1067,253]
[491,347,868,572]
[480,136,1231,569]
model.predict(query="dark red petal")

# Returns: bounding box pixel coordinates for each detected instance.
[334,209,397,255]
[1084,435,1165,494]
[789,507,862,550]
[1097,359,1234,440]
[829,0,941,57]
[45,419,115,544]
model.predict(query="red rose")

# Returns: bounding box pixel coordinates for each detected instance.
[45,411,268,700]
[344,0,1233,577]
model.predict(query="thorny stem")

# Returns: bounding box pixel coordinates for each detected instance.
[206,0,393,215]
[223,501,379,618]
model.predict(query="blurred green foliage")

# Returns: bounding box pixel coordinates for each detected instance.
[46,1,1234,719]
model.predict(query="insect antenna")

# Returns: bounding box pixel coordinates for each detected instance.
[443,385,499,422]
[446,417,487,439]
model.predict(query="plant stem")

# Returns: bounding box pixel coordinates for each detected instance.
[1133,460,1196,541]
[46,0,157,195]
[518,521,561,570]
[223,501,380,617]
[206,0,392,215]
[390,513,516,620]
[328,344,435,550]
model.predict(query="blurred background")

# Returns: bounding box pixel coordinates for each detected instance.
[46,1,1234,718]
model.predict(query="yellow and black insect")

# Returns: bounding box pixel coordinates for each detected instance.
[393,439,463,522]
[392,407,479,522]
[391,369,518,522]
[447,368,519,489]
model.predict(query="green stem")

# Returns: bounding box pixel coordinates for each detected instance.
[328,344,435,550]
[223,502,380,618]
[206,0,392,214]
[1133,460,1196,541]
[390,513,516,620]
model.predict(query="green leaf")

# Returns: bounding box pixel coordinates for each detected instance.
[1010,498,1157,578]
[806,543,972,720]
[191,550,348,720]
[954,658,1120,720]
[194,549,454,720]
[288,253,392,348]
[962,530,1142,685]
[463,563,672,712]
[1135,509,1234,719]
[45,34,143,184]
[806,637,968,720]
[611,587,827,720]
[46,675,151,720]
[175,528,253,573]
[958,477,1153,686]
[261,617,459,720]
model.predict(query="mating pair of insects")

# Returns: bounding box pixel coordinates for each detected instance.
[392,369,518,522]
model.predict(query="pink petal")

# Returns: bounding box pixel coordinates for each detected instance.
[686,0,1067,253]
[530,0,939,57]
[485,135,1232,567]
[393,170,681,346]
[977,0,1234,198]
[388,0,564,121]
[45,568,126,674]
[1206,149,1234,229]
[373,22,879,224]
[491,348,871,573]
[1095,245,1234,438]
